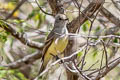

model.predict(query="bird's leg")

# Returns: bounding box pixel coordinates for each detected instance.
[50,53,63,64]
[50,53,59,60]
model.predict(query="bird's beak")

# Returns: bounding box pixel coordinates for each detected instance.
[64,18,68,21]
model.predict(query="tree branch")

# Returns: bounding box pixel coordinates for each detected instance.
[47,0,64,15]
[94,57,120,80]
[68,0,105,33]
[5,0,27,20]
[0,20,43,50]
[100,7,120,26]
[1,51,42,69]
[35,0,53,16]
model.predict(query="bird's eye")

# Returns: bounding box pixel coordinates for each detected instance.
[59,17,62,20]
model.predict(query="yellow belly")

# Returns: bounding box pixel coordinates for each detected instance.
[43,35,68,66]
[49,36,68,55]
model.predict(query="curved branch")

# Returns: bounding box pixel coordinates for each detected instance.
[2,51,42,69]
[0,20,44,50]
[68,0,104,33]
[35,0,53,16]
[100,7,120,26]
[94,57,120,80]
[47,0,64,15]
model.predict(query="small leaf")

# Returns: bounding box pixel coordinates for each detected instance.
[77,51,83,57]
[92,50,98,58]
[113,38,118,43]
[82,23,87,32]
[95,26,101,32]
[82,20,91,32]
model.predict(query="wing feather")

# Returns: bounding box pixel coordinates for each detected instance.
[42,31,55,60]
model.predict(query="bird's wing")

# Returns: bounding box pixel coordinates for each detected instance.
[42,31,55,60]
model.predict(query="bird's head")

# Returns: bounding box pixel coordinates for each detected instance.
[54,14,68,27]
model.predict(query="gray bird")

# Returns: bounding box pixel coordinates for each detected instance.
[39,14,69,73]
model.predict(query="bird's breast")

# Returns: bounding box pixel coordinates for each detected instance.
[48,35,68,55]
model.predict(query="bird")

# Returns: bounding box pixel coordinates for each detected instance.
[39,13,69,74]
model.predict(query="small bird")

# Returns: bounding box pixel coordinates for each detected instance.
[39,14,69,73]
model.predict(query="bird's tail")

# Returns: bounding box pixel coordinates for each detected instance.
[38,57,49,75]
[38,52,53,75]
[38,61,45,75]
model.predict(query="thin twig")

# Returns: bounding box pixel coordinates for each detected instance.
[73,61,92,80]
[5,0,27,20]
[0,51,42,69]
[35,0,52,16]
[87,60,99,71]
[87,57,120,76]
[101,40,109,68]
[0,20,43,50]
[81,0,102,70]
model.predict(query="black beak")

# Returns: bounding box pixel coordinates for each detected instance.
[64,18,68,21]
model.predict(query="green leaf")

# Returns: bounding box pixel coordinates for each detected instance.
[92,49,98,58]
[113,38,118,43]
[8,70,15,74]
[0,67,6,70]
[0,70,7,78]
[0,20,8,29]
[27,9,39,19]
[95,26,101,32]
[77,51,83,57]
[82,20,91,32]
[82,23,87,32]
[15,71,28,80]
[0,33,7,43]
